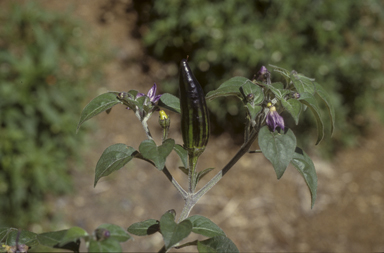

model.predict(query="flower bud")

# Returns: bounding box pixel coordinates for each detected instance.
[95,228,111,241]
[159,110,170,129]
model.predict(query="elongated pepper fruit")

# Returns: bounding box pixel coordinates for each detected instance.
[179,59,210,157]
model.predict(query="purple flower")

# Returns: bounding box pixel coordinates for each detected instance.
[137,83,162,103]
[266,106,285,132]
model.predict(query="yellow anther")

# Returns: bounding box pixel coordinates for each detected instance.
[159,110,168,120]
[267,102,272,107]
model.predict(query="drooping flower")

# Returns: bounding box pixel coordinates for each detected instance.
[137,83,162,103]
[266,105,285,132]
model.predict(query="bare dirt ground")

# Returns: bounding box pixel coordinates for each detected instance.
[19,1,384,251]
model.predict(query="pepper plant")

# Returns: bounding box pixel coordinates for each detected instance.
[1,60,334,252]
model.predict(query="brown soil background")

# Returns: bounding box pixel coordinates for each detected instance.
[11,1,384,252]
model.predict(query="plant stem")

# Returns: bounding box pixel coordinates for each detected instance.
[194,123,261,203]
[188,155,199,193]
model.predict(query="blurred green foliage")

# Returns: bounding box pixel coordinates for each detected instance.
[133,0,384,155]
[0,3,106,226]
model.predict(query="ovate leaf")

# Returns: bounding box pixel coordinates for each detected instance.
[38,230,80,252]
[173,144,188,168]
[290,72,316,95]
[77,92,122,132]
[127,219,159,236]
[291,147,317,208]
[199,236,239,253]
[206,76,250,100]
[281,98,302,125]
[94,144,137,187]
[258,126,297,179]
[96,224,131,242]
[88,238,121,253]
[159,93,181,113]
[139,139,175,170]
[187,215,225,238]
[59,227,88,247]
[160,212,192,250]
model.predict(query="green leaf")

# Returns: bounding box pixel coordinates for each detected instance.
[97,224,131,242]
[173,144,188,168]
[291,147,318,208]
[269,64,290,79]
[281,98,302,125]
[239,80,264,105]
[178,166,189,176]
[89,238,122,253]
[59,227,88,247]
[5,229,38,247]
[160,212,192,250]
[77,92,122,132]
[127,219,159,236]
[187,215,225,238]
[159,93,181,113]
[0,227,10,241]
[258,126,297,179]
[94,144,137,187]
[299,92,325,145]
[246,104,262,122]
[266,83,290,100]
[290,72,316,95]
[37,230,80,252]
[196,168,215,183]
[206,76,250,100]
[314,82,335,135]
[197,241,217,253]
[199,236,239,253]
[139,139,175,170]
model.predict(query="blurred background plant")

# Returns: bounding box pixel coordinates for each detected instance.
[128,0,384,156]
[0,2,107,227]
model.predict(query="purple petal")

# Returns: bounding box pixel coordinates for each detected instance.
[152,94,162,103]
[147,83,157,99]
[136,93,145,98]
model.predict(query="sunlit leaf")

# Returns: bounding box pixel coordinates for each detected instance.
[127,219,159,236]
[160,212,192,250]
[187,215,225,238]
[159,93,181,113]
[94,144,137,187]
[139,139,175,170]
[206,76,250,100]
[77,92,122,132]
